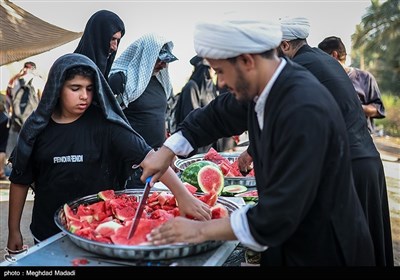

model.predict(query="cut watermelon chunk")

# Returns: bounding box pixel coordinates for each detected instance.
[95,220,123,237]
[210,203,229,219]
[98,190,116,201]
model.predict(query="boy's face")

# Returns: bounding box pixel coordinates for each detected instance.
[59,75,93,119]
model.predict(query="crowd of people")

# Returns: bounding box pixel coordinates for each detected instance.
[2,10,393,266]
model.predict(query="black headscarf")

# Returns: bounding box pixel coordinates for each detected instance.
[189,55,214,92]
[74,10,125,80]
[10,53,134,175]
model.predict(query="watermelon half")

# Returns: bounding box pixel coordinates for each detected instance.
[197,165,224,195]
[181,160,219,190]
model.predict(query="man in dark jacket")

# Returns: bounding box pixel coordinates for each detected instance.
[144,18,375,266]
[318,36,385,134]
[276,16,393,266]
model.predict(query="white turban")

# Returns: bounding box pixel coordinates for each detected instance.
[194,19,282,59]
[280,17,310,41]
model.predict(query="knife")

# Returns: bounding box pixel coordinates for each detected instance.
[128,176,152,239]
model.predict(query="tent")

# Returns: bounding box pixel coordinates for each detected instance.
[0,0,82,66]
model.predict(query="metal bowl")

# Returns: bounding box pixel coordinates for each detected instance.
[175,152,256,187]
[54,189,239,260]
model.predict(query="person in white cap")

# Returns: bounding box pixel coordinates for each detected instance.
[145,18,375,266]
[278,17,393,267]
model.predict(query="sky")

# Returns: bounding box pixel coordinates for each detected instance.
[1,0,372,92]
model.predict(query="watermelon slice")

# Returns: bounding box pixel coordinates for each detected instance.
[221,185,248,196]
[183,182,198,194]
[113,206,136,221]
[98,190,116,201]
[203,148,231,166]
[235,189,258,202]
[95,220,123,237]
[63,204,80,223]
[111,219,164,245]
[197,191,218,207]
[197,165,224,195]
[210,203,229,219]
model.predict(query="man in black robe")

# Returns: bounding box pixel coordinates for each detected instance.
[174,55,236,153]
[277,17,393,266]
[74,10,125,81]
[144,18,375,266]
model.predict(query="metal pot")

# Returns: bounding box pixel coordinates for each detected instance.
[174,152,256,187]
[54,189,239,260]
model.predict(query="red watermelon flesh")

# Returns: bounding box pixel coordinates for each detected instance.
[64,204,80,223]
[150,209,174,221]
[229,160,247,177]
[183,182,198,194]
[87,201,105,213]
[95,220,123,237]
[111,219,164,245]
[197,191,218,207]
[197,165,224,195]
[76,205,93,216]
[204,148,231,165]
[113,206,136,221]
[98,190,116,201]
[210,203,229,219]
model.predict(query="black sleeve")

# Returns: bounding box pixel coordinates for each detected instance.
[178,92,248,155]
[9,153,34,186]
[176,81,196,124]
[111,125,152,167]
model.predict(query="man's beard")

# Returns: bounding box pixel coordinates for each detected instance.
[234,66,253,102]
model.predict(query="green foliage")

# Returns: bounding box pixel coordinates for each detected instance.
[351,0,400,95]
[375,93,400,137]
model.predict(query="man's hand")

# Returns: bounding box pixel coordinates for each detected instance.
[140,146,177,186]
[237,149,253,175]
[148,217,206,245]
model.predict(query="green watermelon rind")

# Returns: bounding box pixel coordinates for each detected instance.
[197,165,224,195]
[181,160,219,190]
[234,190,258,202]
[221,185,248,196]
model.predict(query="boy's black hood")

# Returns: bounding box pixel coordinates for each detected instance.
[11,53,134,174]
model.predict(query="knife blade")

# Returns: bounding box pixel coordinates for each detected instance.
[128,176,152,239]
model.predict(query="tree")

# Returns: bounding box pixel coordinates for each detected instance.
[351,0,400,95]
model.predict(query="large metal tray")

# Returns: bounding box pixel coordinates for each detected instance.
[54,189,239,260]
[175,152,256,187]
